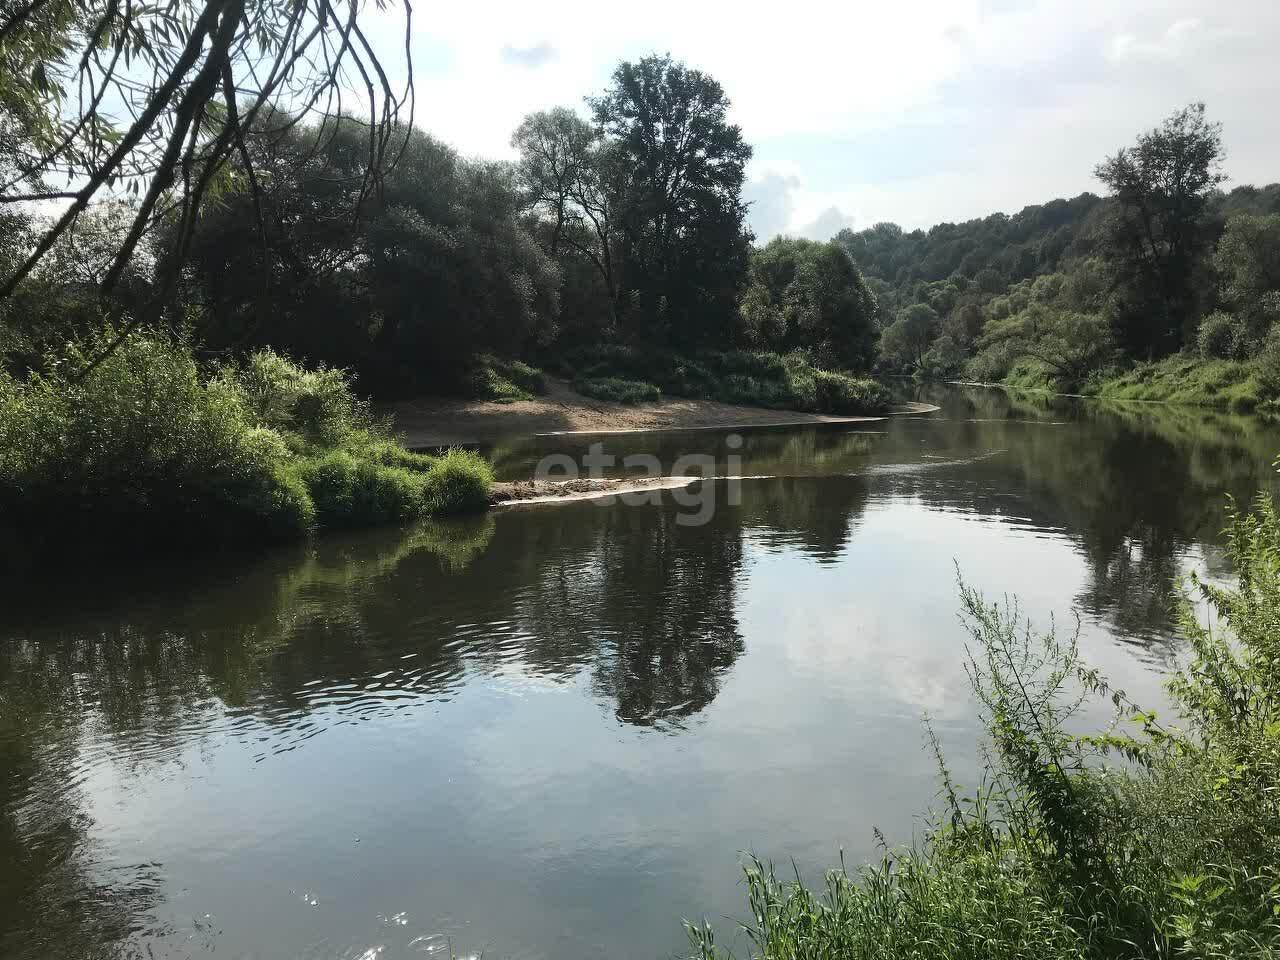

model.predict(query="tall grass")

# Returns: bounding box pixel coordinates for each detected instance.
[688,490,1280,960]
[468,353,547,402]
[1082,353,1269,412]
[0,332,493,558]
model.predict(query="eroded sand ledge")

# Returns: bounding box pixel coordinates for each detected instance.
[489,476,702,506]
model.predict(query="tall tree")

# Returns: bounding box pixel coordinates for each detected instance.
[879,303,938,372]
[512,108,596,257]
[590,54,752,347]
[512,107,621,331]
[1094,103,1225,357]
[740,237,879,370]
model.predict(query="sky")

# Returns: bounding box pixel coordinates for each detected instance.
[367,0,1280,239]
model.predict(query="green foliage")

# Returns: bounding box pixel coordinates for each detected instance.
[1256,326,1280,401]
[468,354,548,402]
[572,376,662,404]
[590,54,752,347]
[810,369,891,415]
[740,237,879,370]
[975,304,1115,389]
[1087,353,1269,411]
[879,303,939,372]
[1094,103,1225,357]
[422,449,495,516]
[836,195,1105,293]
[0,331,493,558]
[0,330,316,549]
[235,348,368,445]
[185,122,560,395]
[561,345,891,415]
[1197,310,1250,360]
[298,452,427,528]
[1214,214,1280,316]
[691,491,1280,960]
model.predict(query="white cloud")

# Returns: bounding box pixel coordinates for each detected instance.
[365,0,1280,227]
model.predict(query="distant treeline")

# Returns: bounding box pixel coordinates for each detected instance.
[839,106,1280,396]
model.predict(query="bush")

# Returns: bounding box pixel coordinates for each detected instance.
[572,376,662,404]
[298,451,427,527]
[562,345,892,413]
[812,369,892,415]
[1257,326,1280,399]
[469,354,547,402]
[422,448,494,515]
[1197,310,1250,360]
[0,331,316,548]
[234,348,367,445]
[0,331,495,558]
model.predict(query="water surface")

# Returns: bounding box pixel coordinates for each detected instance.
[3,385,1278,960]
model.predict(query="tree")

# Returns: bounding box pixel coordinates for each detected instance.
[977,304,1114,387]
[1214,214,1280,313]
[511,108,596,257]
[512,107,621,333]
[590,54,752,347]
[1095,103,1225,357]
[183,121,559,392]
[740,237,879,370]
[0,0,412,374]
[879,303,938,371]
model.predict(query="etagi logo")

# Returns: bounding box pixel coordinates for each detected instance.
[531,434,744,526]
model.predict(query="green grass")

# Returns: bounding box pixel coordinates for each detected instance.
[687,494,1280,960]
[0,331,494,558]
[572,376,662,404]
[559,345,891,414]
[468,353,547,402]
[1081,354,1271,411]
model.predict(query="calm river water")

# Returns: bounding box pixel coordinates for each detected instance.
[3,385,1279,960]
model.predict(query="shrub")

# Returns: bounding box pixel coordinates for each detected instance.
[0,331,316,548]
[1197,310,1249,360]
[234,348,366,445]
[422,448,494,515]
[812,369,892,415]
[1258,326,1280,399]
[0,331,495,558]
[572,376,662,404]
[562,346,892,413]
[298,451,427,527]
[469,354,547,402]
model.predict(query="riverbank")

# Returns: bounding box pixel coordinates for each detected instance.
[980,354,1278,412]
[1081,354,1275,411]
[392,377,934,448]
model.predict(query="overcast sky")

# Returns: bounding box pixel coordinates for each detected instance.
[373,0,1280,239]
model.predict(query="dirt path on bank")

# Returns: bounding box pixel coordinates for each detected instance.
[391,378,935,448]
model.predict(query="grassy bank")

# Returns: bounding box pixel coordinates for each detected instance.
[1081,354,1275,412]
[688,494,1280,959]
[991,352,1280,412]
[553,346,892,415]
[0,331,493,558]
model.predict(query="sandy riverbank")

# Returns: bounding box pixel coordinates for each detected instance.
[391,378,935,448]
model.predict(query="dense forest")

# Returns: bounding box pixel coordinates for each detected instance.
[843,106,1280,401]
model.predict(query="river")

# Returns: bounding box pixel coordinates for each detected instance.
[2,384,1278,959]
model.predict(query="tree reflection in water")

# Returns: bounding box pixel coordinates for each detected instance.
[3,386,1280,957]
